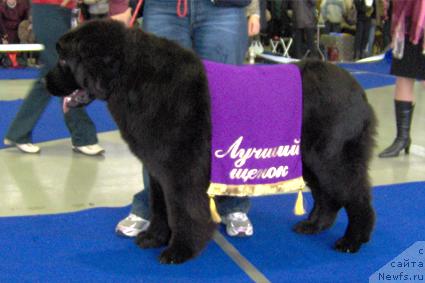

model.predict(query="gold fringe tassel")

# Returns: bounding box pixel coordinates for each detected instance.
[294,190,306,216]
[209,196,222,223]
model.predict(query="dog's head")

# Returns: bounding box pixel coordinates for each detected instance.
[45,19,127,112]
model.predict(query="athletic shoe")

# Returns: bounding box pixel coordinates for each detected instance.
[3,138,41,154]
[72,144,105,156]
[221,212,254,237]
[115,213,150,237]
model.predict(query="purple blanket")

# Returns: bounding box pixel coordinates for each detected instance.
[205,61,305,197]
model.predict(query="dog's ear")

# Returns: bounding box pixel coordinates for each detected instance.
[83,55,121,100]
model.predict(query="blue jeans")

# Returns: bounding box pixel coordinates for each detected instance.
[143,0,247,64]
[5,5,98,146]
[130,0,250,219]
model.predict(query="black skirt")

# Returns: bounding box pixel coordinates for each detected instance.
[391,38,425,80]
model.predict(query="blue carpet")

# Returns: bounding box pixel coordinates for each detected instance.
[352,73,395,90]
[0,67,40,80]
[338,53,392,75]
[225,182,425,283]
[0,182,423,282]
[0,207,250,283]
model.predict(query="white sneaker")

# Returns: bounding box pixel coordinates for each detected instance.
[3,138,41,154]
[221,212,254,237]
[72,144,105,156]
[115,213,150,237]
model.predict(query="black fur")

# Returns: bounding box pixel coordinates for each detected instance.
[46,20,376,263]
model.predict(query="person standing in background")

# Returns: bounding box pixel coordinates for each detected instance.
[289,0,318,59]
[0,0,30,44]
[379,0,425,158]
[320,0,346,33]
[353,0,374,60]
[2,0,130,155]
[116,0,261,239]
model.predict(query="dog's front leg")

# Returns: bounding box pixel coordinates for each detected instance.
[135,175,171,249]
[158,182,216,264]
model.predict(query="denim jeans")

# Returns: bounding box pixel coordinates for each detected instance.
[143,0,248,64]
[5,4,98,146]
[130,0,250,219]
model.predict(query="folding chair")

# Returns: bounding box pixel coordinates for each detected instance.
[270,37,293,58]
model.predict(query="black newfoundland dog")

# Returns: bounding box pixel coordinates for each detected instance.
[46,20,376,264]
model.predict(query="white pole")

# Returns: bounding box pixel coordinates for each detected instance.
[0,44,44,52]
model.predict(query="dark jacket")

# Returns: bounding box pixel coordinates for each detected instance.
[354,0,374,22]
[0,2,29,43]
[289,0,317,29]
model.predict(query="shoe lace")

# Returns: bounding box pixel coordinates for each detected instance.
[127,214,143,222]
[228,212,248,222]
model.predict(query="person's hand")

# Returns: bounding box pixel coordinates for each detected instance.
[110,7,132,26]
[247,15,260,37]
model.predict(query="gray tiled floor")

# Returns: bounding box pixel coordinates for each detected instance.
[0,79,424,217]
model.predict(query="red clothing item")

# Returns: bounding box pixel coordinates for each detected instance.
[392,0,425,45]
[0,2,29,43]
[30,0,129,15]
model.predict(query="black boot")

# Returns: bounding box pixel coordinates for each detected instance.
[379,100,414,158]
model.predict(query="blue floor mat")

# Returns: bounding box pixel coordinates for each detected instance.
[225,182,425,283]
[339,56,392,75]
[0,67,40,80]
[0,182,423,282]
[0,207,250,283]
[352,73,395,89]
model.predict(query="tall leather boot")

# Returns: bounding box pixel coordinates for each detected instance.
[379,100,414,158]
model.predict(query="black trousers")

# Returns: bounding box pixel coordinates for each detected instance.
[354,18,372,59]
[293,28,315,59]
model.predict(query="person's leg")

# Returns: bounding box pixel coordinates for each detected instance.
[145,0,251,216]
[293,28,304,59]
[365,20,376,57]
[354,19,365,59]
[130,167,151,219]
[142,0,192,49]
[116,167,151,237]
[379,76,415,158]
[305,27,316,57]
[191,0,252,236]
[360,18,372,58]
[324,21,331,34]
[64,108,98,147]
[5,5,98,149]
[394,76,415,102]
[117,0,193,236]
[139,0,192,214]
[5,79,51,145]
[382,19,392,49]
[191,0,247,65]
[333,23,341,33]
[4,5,62,145]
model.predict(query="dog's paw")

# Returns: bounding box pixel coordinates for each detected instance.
[135,231,168,249]
[293,220,322,234]
[158,245,195,264]
[334,237,364,253]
